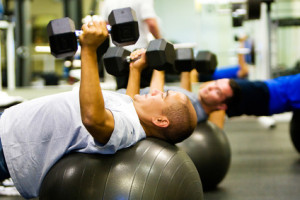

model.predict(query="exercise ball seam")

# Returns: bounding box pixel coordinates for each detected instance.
[153,150,178,200]
[128,143,153,199]
[141,145,167,199]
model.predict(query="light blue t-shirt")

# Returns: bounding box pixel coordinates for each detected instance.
[117,86,208,123]
[0,90,146,199]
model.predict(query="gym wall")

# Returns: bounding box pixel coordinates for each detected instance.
[154,0,233,67]
[154,0,300,80]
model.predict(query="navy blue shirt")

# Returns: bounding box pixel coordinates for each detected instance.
[226,79,270,117]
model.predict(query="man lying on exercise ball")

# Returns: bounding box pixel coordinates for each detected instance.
[0,20,197,199]
[208,73,300,128]
[115,36,249,128]
[150,69,300,130]
[120,53,300,131]
[118,57,240,123]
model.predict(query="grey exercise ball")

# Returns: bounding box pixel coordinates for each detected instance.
[290,110,300,153]
[176,121,231,190]
[39,138,204,200]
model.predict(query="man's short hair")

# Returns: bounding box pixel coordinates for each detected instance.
[161,98,196,144]
[224,79,241,108]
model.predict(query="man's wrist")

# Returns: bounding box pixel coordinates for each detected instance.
[81,46,97,53]
[130,67,143,74]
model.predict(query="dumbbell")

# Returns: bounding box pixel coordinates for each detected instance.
[231,0,261,21]
[232,14,244,27]
[195,51,217,74]
[175,48,217,74]
[103,39,175,76]
[231,0,264,28]
[47,7,139,58]
[174,48,195,72]
[234,35,240,41]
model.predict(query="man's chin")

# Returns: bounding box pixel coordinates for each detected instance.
[133,94,144,101]
[133,94,139,101]
[198,92,206,101]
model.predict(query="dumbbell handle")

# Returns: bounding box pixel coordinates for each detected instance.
[236,47,251,54]
[75,24,112,37]
[125,56,141,63]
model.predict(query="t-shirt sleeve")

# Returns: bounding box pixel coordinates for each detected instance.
[99,1,109,21]
[93,103,145,154]
[139,0,157,20]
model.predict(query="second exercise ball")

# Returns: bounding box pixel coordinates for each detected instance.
[177,121,231,190]
[290,110,300,153]
[39,138,203,200]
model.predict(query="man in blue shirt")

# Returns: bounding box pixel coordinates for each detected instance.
[226,75,300,117]
[195,74,300,129]
[140,65,300,131]
[117,69,240,127]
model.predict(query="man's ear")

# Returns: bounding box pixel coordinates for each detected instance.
[217,103,227,110]
[152,116,169,128]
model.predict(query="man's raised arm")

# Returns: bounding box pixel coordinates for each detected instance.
[126,49,148,98]
[150,70,165,93]
[79,20,114,144]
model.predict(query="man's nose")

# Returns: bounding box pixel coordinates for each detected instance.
[151,89,162,96]
[208,86,215,91]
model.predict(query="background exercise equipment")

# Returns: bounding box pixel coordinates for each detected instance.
[103,38,175,76]
[14,0,32,87]
[177,121,231,190]
[39,138,204,200]
[231,0,262,28]
[47,7,139,58]
[234,35,256,65]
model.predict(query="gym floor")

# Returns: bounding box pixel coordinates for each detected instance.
[0,87,299,200]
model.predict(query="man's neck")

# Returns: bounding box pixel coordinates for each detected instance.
[133,102,152,138]
[198,97,214,115]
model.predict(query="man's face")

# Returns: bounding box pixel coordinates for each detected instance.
[134,89,187,115]
[199,79,233,108]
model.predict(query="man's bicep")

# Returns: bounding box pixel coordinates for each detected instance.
[87,109,115,145]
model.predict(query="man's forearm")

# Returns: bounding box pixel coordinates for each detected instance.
[80,47,114,144]
[150,70,165,92]
[180,72,192,92]
[126,69,142,99]
[78,20,114,144]
[80,47,105,125]
[190,69,199,83]
[208,110,226,130]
